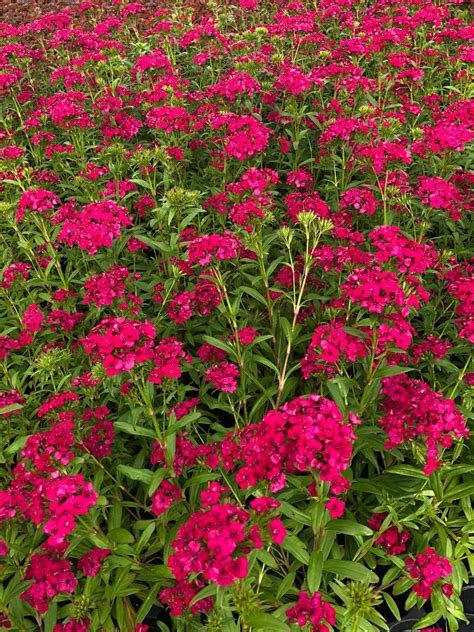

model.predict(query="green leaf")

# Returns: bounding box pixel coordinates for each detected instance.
[117,465,153,484]
[281,535,310,565]
[382,592,400,622]
[323,560,379,583]
[136,584,161,622]
[414,610,442,628]
[245,613,290,631]
[444,482,474,502]
[43,601,58,632]
[326,520,373,537]
[0,403,23,415]
[373,366,413,378]
[276,572,296,600]
[189,583,218,606]
[114,421,156,439]
[386,465,428,479]
[308,550,323,592]
[107,528,135,544]
[5,435,29,456]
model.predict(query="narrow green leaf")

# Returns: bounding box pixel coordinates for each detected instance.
[323,560,379,583]
[308,550,323,592]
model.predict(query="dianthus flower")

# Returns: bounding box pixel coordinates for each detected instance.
[22,304,45,333]
[368,512,409,555]
[151,435,215,475]
[21,419,76,472]
[78,547,110,576]
[369,226,438,274]
[212,114,272,160]
[16,188,60,222]
[38,392,78,418]
[341,267,428,316]
[168,503,251,586]
[249,497,281,513]
[148,337,190,385]
[416,176,460,219]
[286,169,313,189]
[379,375,468,474]
[146,106,192,133]
[340,186,377,216]
[405,548,452,599]
[82,419,115,459]
[205,362,240,393]
[83,266,135,306]
[159,580,213,616]
[0,261,31,288]
[230,327,258,345]
[167,291,194,323]
[21,552,77,613]
[0,389,25,417]
[275,65,312,94]
[301,320,368,378]
[46,310,84,333]
[151,480,182,516]
[214,70,260,101]
[187,232,241,266]
[80,317,156,375]
[230,395,359,495]
[191,277,221,315]
[57,200,132,255]
[286,591,336,631]
[284,190,331,223]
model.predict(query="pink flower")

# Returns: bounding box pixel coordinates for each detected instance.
[405,548,452,599]
[250,497,281,513]
[269,518,286,545]
[151,480,182,517]
[78,547,110,576]
[22,304,45,333]
[326,497,345,519]
[286,591,336,630]
[205,362,240,393]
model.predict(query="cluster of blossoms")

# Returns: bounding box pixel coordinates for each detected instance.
[165,275,221,324]
[57,201,132,254]
[405,548,453,599]
[285,591,336,631]
[83,265,140,307]
[368,226,438,274]
[221,396,359,510]
[205,361,240,393]
[0,389,25,417]
[341,267,429,316]
[167,487,287,585]
[301,320,368,378]
[340,186,377,216]
[80,317,156,375]
[159,580,213,617]
[0,462,97,549]
[0,261,31,288]
[368,513,409,555]
[16,188,60,222]
[378,376,469,475]
[186,232,241,267]
[148,337,191,385]
[168,503,253,586]
[211,113,273,161]
[22,551,78,613]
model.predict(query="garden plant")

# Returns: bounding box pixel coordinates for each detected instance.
[0,0,473,630]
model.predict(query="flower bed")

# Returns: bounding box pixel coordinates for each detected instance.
[0,1,472,630]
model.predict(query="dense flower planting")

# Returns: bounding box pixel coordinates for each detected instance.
[0,0,472,630]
